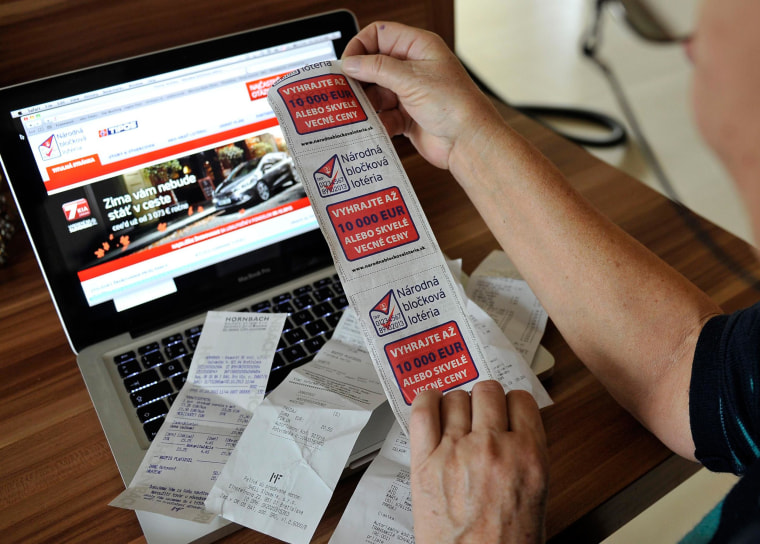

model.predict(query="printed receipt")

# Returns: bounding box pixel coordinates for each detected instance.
[330,423,414,544]
[204,310,388,544]
[110,311,285,522]
[467,250,549,363]
[267,61,551,434]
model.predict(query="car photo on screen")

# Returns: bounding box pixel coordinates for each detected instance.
[212,151,301,211]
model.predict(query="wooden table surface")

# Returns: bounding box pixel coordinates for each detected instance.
[2,98,760,544]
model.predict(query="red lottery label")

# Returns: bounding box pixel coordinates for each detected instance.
[327,187,419,261]
[277,74,367,134]
[384,321,479,405]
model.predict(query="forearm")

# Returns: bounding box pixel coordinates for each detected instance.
[451,118,721,458]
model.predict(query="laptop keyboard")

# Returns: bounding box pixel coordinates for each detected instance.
[112,273,348,442]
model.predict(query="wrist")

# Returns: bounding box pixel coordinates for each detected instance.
[448,109,514,191]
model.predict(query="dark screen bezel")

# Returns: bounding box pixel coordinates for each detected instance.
[0,10,357,352]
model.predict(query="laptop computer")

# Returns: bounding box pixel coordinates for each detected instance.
[0,10,395,543]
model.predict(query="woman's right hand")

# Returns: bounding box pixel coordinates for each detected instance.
[341,21,503,172]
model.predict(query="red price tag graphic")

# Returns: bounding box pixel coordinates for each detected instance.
[277,74,367,134]
[327,187,419,261]
[384,321,478,405]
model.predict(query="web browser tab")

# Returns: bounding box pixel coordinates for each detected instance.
[18,39,333,195]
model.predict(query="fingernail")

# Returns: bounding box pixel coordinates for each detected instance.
[342,57,360,74]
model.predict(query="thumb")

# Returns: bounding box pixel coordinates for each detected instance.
[340,54,415,98]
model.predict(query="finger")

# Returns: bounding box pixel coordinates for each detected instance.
[343,21,432,58]
[376,109,407,138]
[341,53,415,94]
[506,390,546,448]
[341,23,448,91]
[341,21,383,58]
[410,388,443,469]
[440,389,471,440]
[364,84,399,112]
[471,380,508,433]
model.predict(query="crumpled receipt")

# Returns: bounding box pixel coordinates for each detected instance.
[466,250,549,364]
[329,422,413,544]
[204,310,388,544]
[110,311,285,522]
[266,60,551,435]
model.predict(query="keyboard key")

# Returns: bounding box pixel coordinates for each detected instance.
[141,350,165,369]
[136,398,169,423]
[123,368,160,392]
[138,342,160,355]
[333,294,349,310]
[172,372,188,390]
[272,293,291,305]
[165,342,187,360]
[277,337,287,351]
[114,351,136,365]
[293,285,312,296]
[175,354,192,370]
[159,360,184,378]
[187,335,200,350]
[116,359,141,378]
[284,327,307,345]
[332,281,344,294]
[251,301,271,312]
[161,333,183,346]
[300,353,316,365]
[143,417,165,441]
[130,380,173,407]
[304,335,326,353]
[292,309,314,326]
[185,325,203,337]
[282,344,307,363]
[283,316,296,332]
[325,312,343,328]
[305,319,329,336]
[272,352,286,370]
[313,287,334,302]
[314,277,333,288]
[293,294,315,310]
[274,301,294,314]
[311,302,333,317]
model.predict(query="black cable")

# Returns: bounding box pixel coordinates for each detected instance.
[514,104,626,148]
[463,63,627,148]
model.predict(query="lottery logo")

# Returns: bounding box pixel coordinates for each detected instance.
[313,155,350,197]
[370,290,407,336]
[38,134,60,161]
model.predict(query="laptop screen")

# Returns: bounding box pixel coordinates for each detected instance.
[0,10,358,351]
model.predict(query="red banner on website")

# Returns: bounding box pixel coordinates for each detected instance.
[247,73,289,101]
[77,196,309,282]
[44,118,279,193]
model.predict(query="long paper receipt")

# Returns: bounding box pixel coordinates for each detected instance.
[267,61,550,434]
[110,311,285,521]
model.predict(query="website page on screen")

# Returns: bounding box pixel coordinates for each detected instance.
[12,33,340,312]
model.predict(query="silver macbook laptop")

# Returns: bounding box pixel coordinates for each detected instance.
[0,10,394,543]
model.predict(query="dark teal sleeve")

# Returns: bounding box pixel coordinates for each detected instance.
[690,304,760,474]
[689,304,760,543]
